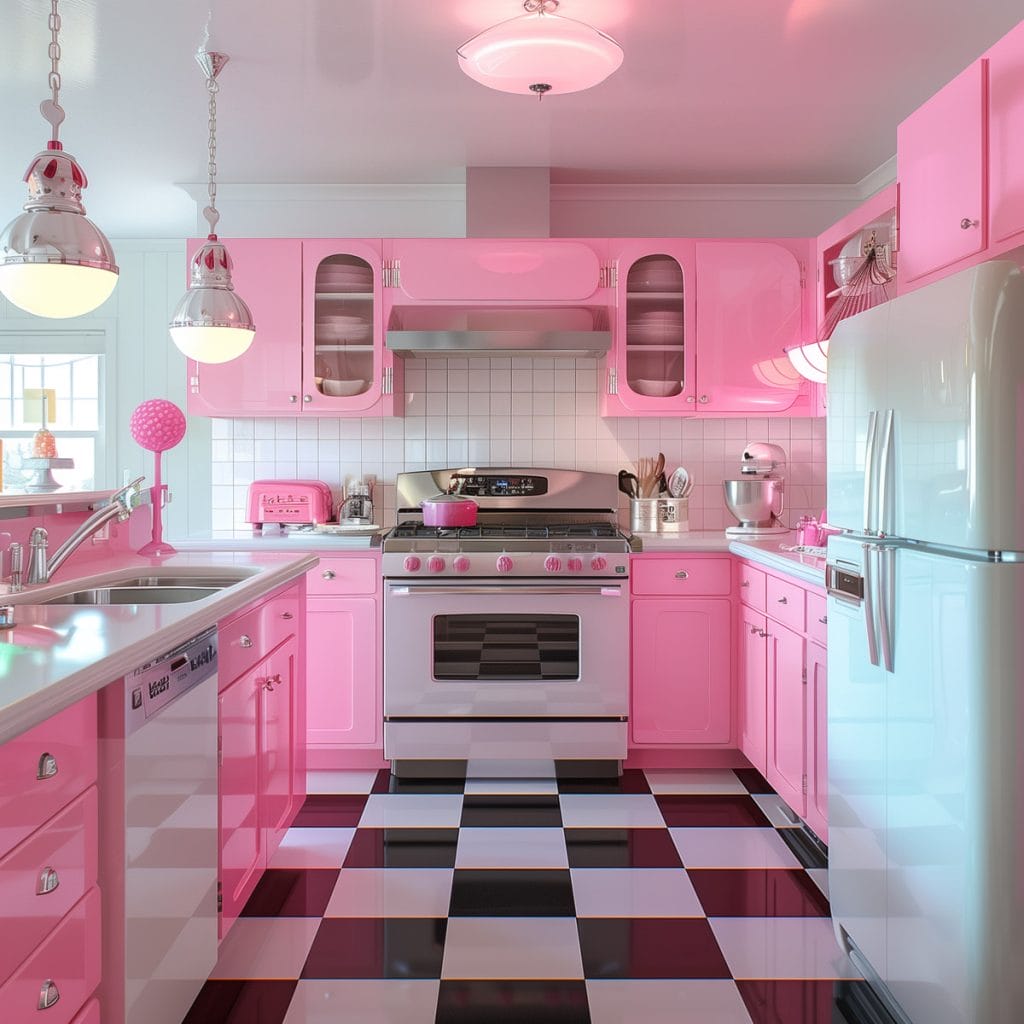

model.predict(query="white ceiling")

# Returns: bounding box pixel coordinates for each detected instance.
[0,0,1021,237]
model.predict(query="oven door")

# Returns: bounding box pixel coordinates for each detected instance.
[384,580,628,718]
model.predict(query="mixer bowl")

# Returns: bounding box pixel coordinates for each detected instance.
[723,478,784,528]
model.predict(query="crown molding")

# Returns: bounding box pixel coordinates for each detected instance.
[177,182,466,205]
[855,155,898,199]
[549,182,865,204]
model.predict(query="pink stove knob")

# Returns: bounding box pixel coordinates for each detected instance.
[544,555,562,573]
[403,556,422,572]
[567,557,584,572]
[453,555,471,574]
[591,556,608,572]
[496,555,514,574]
[427,555,446,574]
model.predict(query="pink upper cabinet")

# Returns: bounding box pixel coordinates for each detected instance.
[301,239,394,415]
[602,240,697,416]
[988,20,1024,247]
[694,241,806,414]
[897,60,987,284]
[388,239,605,302]
[186,238,304,416]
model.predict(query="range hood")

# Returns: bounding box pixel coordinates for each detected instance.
[386,305,611,359]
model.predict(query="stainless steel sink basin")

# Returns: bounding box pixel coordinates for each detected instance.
[42,585,222,605]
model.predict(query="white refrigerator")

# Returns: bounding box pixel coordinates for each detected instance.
[825,257,1024,1024]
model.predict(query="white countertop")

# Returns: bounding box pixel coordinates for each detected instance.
[174,529,383,552]
[0,550,318,746]
[630,530,731,552]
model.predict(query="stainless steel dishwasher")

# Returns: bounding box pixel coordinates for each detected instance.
[98,627,219,1024]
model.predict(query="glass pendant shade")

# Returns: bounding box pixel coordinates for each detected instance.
[169,238,255,364]
[458,9,623,95]
[0,147,118,318]
[785,339,829,383]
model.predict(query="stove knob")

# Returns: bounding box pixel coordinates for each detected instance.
[567,556,584,573]
[544,555,562,573]
[427,555,446,574]
[591,556,608,572]
[453,555,471,574]
[496,555,514,574]
[403,556,422,572]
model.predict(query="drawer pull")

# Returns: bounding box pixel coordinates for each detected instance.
[239,634,254,649]
[777,596,788,604]
[741,580,750,587]
[674,570,689,580]
[818,616,828,625]
[749,625,759,634]
[262,673,283,692]
[281,611,294,620]
[36,753,58,781]
[37,980,60,1010]
[36,867,60,895]
[757,629,769,638]
[322,570,337,581]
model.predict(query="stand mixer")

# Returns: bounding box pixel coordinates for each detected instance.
[723,442,788,537]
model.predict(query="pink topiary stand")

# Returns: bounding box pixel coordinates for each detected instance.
[130,399,187,556]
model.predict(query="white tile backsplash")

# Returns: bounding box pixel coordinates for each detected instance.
[211,357,826,532]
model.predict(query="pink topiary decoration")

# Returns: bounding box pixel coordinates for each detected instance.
[130,399,186,556]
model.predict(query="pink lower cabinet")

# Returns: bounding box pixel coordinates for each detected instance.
[765,621,807,817]
[260,636,301,863]
[804,641,828,842]
[738,605,768,775]
[631,597,732,746]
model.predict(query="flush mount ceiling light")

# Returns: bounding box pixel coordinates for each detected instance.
[458,0,624,98]
[0,0,118,319]
[169,50,255,365]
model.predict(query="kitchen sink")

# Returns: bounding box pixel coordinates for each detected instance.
[27,572,256,606]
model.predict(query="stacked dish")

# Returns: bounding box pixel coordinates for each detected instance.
[627,308,683,344]
[317,264,374,292]
[630,379,682,397]
[628,258,683,293]
[315,313,372,342]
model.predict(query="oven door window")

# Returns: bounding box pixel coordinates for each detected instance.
[432,613,580,681]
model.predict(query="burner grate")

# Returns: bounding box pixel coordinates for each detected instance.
[390,521,622,541]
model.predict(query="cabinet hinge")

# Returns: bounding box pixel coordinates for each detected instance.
[801,774,808,795]
[802,666,807,684]
[799,261,807,287]
[600,263,618,289]
[217,733,223,768]
[608,367,618,395]
[382,366,393,395]
[383,259,401,288]
[189,369,200,395]
[217,880,223,913]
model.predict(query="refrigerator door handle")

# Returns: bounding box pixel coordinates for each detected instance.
[877,409,896,537]
[863,410,879,534]
[878,545,895,673]
[863,545,881,667]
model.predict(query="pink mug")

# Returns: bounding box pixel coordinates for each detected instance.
[797,516,821,546]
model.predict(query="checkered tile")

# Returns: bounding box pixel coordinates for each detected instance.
[185,768,872,1024]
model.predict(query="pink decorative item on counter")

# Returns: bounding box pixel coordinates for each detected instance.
[130,399,186,556]
[420,494,479,527]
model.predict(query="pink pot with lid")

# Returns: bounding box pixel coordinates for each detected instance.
[420,493,479,527]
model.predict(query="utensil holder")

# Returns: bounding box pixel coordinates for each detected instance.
[630,497,689,534]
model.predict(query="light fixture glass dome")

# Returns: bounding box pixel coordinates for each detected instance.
[785,339,829,383]
[458,0,623,96]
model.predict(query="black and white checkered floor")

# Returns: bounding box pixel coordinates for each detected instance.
[184,767,873,1023]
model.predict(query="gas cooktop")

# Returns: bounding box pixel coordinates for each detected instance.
[388,522,624,541]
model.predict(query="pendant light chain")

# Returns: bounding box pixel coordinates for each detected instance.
[46,0,63,141]
[205,69,220,236]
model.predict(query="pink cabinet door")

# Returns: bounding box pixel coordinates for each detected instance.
[738,605,768,775]
[186,238,303,416]
[603,240,697,416]
[307,597,380,747]
[988,21,1024,246]
[261,638,299,862]
[218,664,263,934]
[391,238,603,301]
[804,641,828,843]
[301,239,391,415]
[694,241,806,413]
[630,598,732,746]
[897,60,987,283]
[766,622,806,816]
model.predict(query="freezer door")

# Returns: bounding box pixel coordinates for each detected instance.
[826,303,890,534]
[826,536,888,980]
[882,260,1024,551]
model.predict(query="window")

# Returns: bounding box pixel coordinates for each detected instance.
[0,331,111,492]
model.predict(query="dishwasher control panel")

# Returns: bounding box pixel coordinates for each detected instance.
[126,627,218,734]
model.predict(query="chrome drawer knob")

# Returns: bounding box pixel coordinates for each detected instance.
[741,580,750,587]
[674,570,689,580]
[239,634,254,648]
[36,753,58,781]
[281,611,294,620]
[777,596,788,604]
[36,867,60,895]
[818,616,828,625]
[288,394,297,403]
[303,394,313,403]
[960,217,979,229]
[38,980,60,1010]
[322,570,336,580]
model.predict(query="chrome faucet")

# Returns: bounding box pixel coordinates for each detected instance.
[26,477,145,585]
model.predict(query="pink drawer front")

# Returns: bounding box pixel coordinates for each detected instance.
[71,999,100,1024]
[806,590,827,645]
[0,695,97,858]
[260,584,302,655]
[631,556,732,597]
[0,787,97,984]
[0,886,101,1024]
[218,605,263,688]
[737,562,767,611]
[766,575,806,632]
[306,556,378,596]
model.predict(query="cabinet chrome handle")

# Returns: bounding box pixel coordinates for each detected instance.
[757,629,768,638]
[674,570,689,580]
[685,395,696,403]
[36,753,58,780]
[818,616,828,624]
[36,867,60,895]
[741,580,750,587]
[777,596,788,604]
[749,625,759,634]
[322,570,336,580]
[303,394,313,403]
[262,673,283,692]
[699,394,709,404]
[281,611,294,620]
[37,980,60,1010]
[239,634,254,648]
[288,394,297,403]
[960,217,979,229]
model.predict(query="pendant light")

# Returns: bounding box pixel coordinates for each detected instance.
[458,0,624,98]
[0,0,118,318]
[169,50,255,365]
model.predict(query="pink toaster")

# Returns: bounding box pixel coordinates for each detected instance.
[246,480,334,528]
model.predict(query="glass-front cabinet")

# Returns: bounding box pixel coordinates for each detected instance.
[301,240,397,415]
[602,240,697,415]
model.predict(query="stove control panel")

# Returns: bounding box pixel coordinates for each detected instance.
[384,551,629,579]
[453,556,471,574]
[427,556,446,574]
[496,555,515,574]
[403,556,421,572]
[448,474,548,498]
[543,555,562,573]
